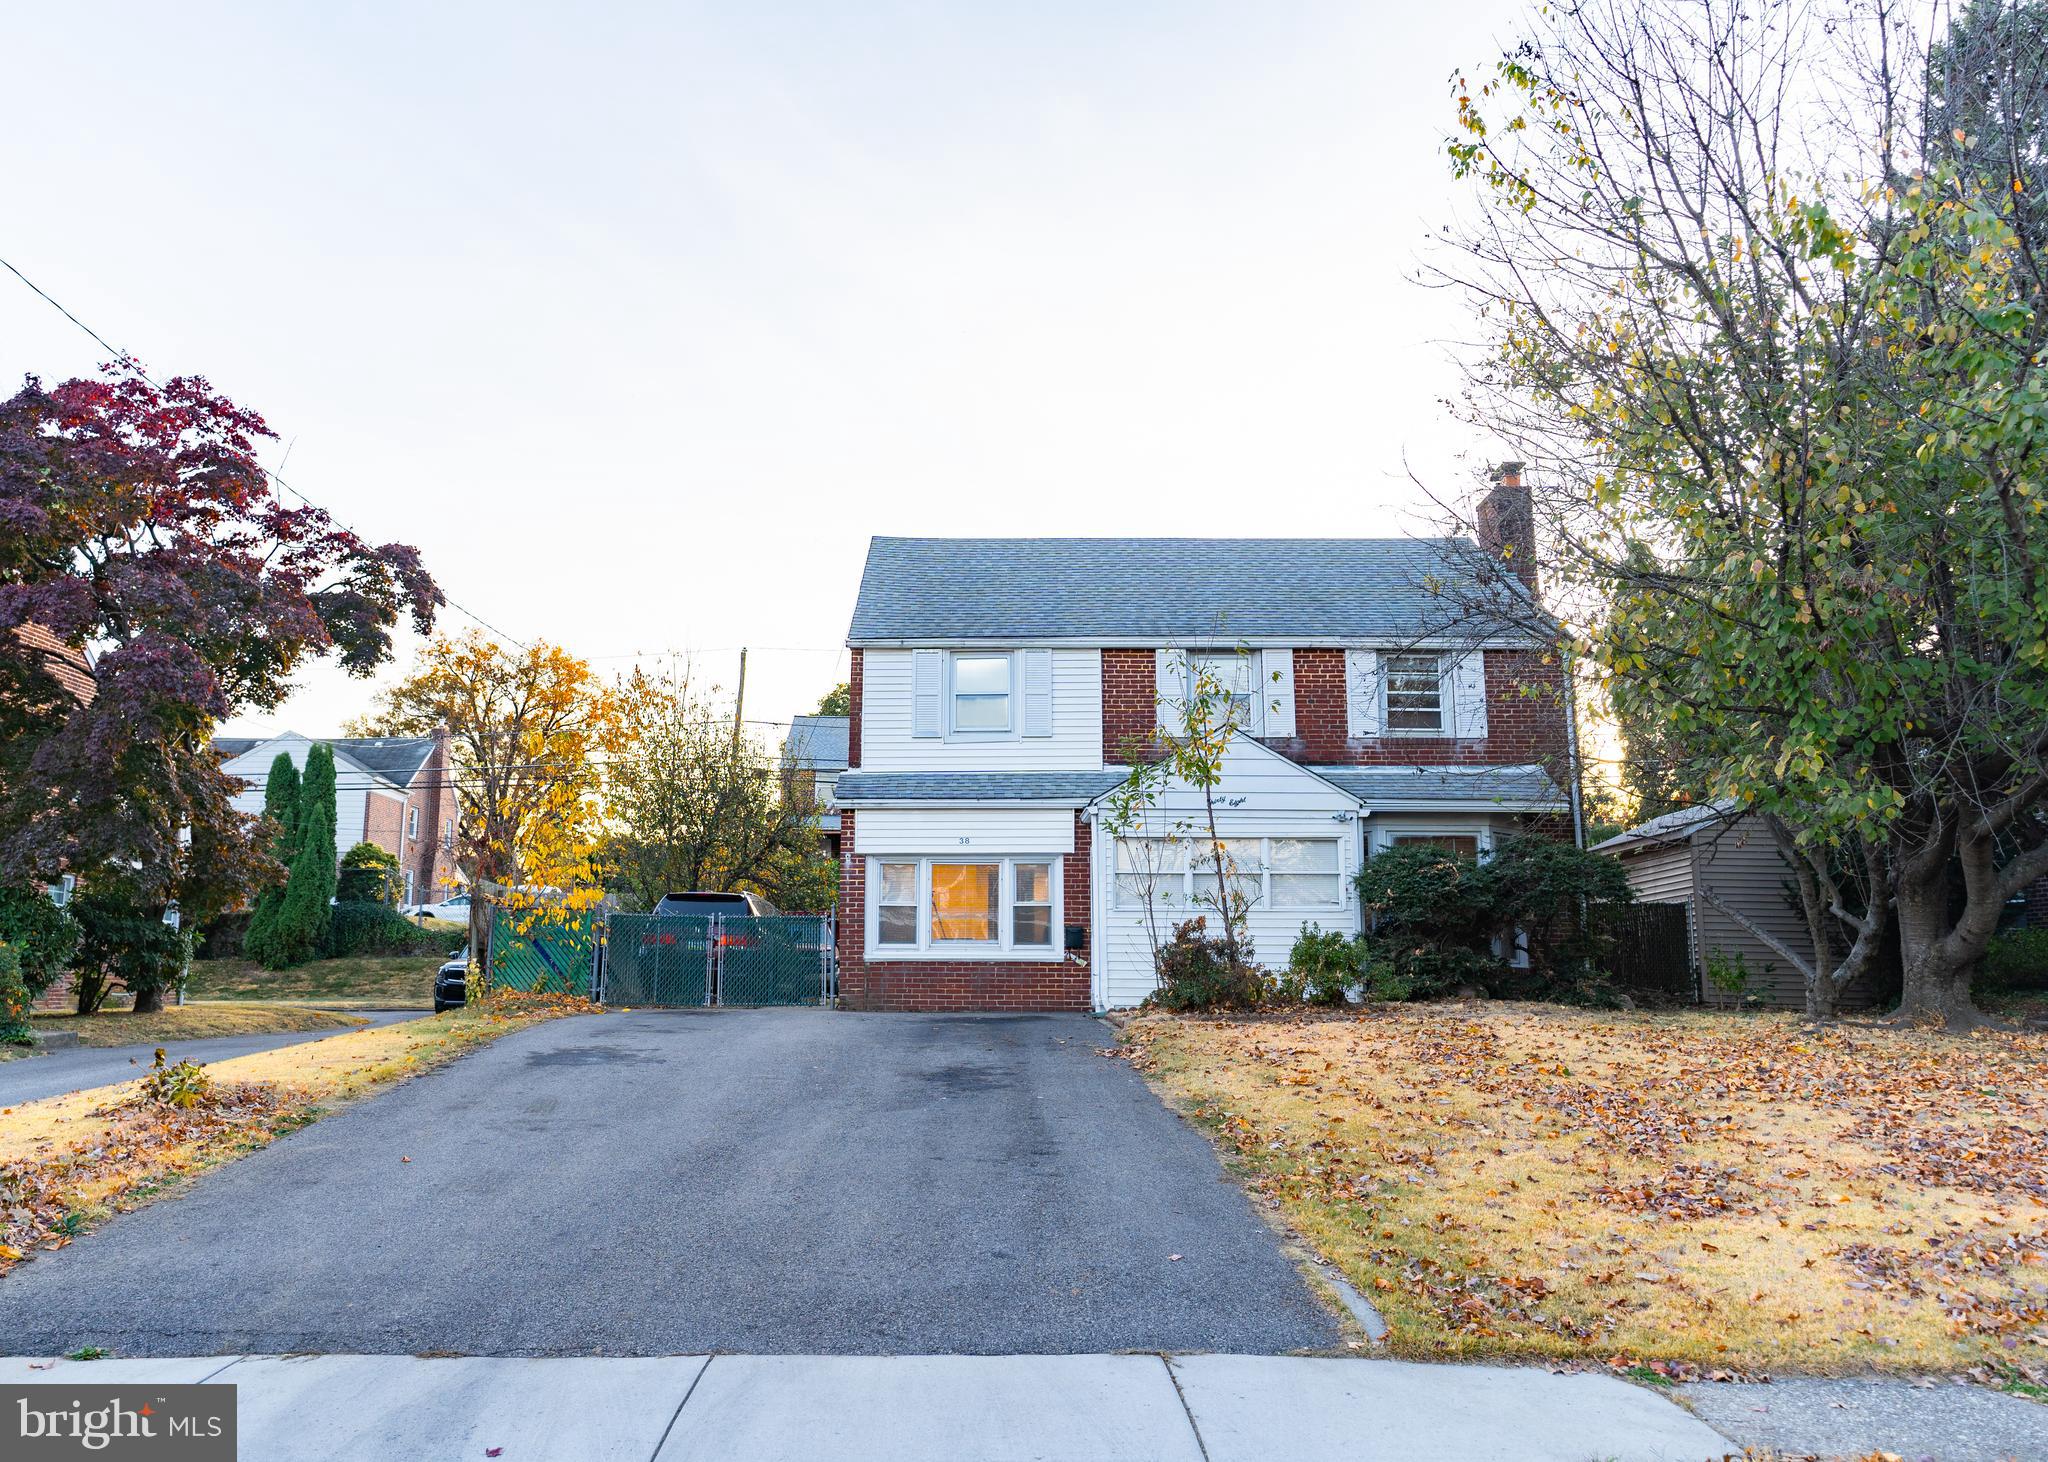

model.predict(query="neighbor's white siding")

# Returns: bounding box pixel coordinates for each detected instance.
[222,735,373,856]
[852,807,1076,855]
[860,648,1103,771]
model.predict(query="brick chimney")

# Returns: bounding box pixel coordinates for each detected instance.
[1476,461,1537,591]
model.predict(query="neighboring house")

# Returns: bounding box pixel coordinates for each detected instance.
[213,731,461,906]
[10,624,95,1013]
[1593,801,1881,1008]
[833,467,1580,1012]
[780,714,850,857]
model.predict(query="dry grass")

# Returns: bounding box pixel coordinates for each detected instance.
[1125,1004,2048,1377]
[1,994,596,1271]
[185,954,451,1009]
[29,1003,363,1047]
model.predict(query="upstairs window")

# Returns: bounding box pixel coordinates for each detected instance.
[1384,653,1445,734]
[950,653,1011,732]
[1186,650,1258,730]
[407,805,420,839]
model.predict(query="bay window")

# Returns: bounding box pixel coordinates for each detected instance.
[866,856,1064,957]
[1113,836,1344,911]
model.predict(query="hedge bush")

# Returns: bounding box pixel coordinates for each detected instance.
[1981,927,2048,995]
[0,882,79,998]
[322,902,461,959]
[1145,918,1264,1011]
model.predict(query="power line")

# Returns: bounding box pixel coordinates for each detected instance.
[1,252,528,651]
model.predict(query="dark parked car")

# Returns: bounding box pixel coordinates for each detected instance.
[433,948,469,1013]
[651,891,779,918]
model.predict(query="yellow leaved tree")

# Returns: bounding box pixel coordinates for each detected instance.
[349,632,619,971]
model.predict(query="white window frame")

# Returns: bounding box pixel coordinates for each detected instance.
[946,651,1016,736]
[864,855,1066,961]
[407,805,420,840]
[1369,823,1495,857]
[1184,649,1262,734]
[1381,651,1447,737]
[1112,836,1346,913]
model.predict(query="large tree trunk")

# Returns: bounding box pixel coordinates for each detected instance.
[1892,863,1993,1029]
[130,984,164,1014]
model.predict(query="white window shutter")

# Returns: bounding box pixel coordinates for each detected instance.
[1021,649,1053,737]
[1452,651,1489,738]
[1263,649,1296,737]
[1345,650,1381,737]
[911,649,943,737]
[1155,648,1188,733]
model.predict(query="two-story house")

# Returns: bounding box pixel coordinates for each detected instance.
[833,468,1581,1012]
[213,730,461,907]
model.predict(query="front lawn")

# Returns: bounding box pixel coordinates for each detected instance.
[185,953,451,1009]
[30,1003,363,1047]
[1126,1005,2048,1380]
[0,993,595,1274]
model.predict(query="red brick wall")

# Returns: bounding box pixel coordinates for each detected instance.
[403,730,458,900]
[363,790,403,859]
[836,810,1094,1011]
[847,649,863,770]
[1101,648,1162,763]
[1100,647,1571,771]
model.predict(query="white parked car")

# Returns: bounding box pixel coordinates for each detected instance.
[408,892,473,922]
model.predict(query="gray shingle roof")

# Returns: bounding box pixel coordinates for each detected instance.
[1312,764,1568,809]
[331,736,438,784]
[847,537,1537,643]
[209,733,438,788]
[1590,798,1739,853]
[835,771,1127,806]
[781,715,850,772]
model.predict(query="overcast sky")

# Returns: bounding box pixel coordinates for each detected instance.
[3,0,1530,746]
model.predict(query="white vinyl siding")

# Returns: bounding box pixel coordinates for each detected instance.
[854,807,1075,855]
[861,648,1103,771]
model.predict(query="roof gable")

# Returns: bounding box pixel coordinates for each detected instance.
[781,715,850,772]
[848,537,1538,644]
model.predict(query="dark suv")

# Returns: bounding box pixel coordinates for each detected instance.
[651,891,779,918]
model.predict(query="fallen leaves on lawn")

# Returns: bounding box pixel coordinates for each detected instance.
[1124,1005,2048,1373]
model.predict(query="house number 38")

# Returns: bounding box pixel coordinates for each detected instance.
[957,836,972,844]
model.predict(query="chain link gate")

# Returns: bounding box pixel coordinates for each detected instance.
[489,905,599,998]
[596,913,835,1007]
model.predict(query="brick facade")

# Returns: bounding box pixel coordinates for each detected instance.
[1098,647,1570,773]
[403,730,458,901]
[846,649,863,770]
[835,810,1094,1011]
[1100,648,1161,764]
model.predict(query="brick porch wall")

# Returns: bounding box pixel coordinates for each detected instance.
[835,809,1094,1011]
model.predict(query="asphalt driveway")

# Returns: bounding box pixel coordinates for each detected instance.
[0,1012,425,1108]
[0,1010,1343,1357]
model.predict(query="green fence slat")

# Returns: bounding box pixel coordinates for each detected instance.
[489,907,597,997]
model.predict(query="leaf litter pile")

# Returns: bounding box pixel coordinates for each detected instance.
[1123,1006,2048,1378]
[1,993,597,1277]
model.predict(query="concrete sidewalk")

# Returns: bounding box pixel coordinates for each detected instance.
[2,1352,1733,1461]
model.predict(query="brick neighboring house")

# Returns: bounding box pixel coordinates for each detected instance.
[213,731,461,906]
[780,714,850,858]
[833,469,1583,1012]
[10,624,96,1012]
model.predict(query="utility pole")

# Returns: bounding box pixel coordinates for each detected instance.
[732,646,748,750]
